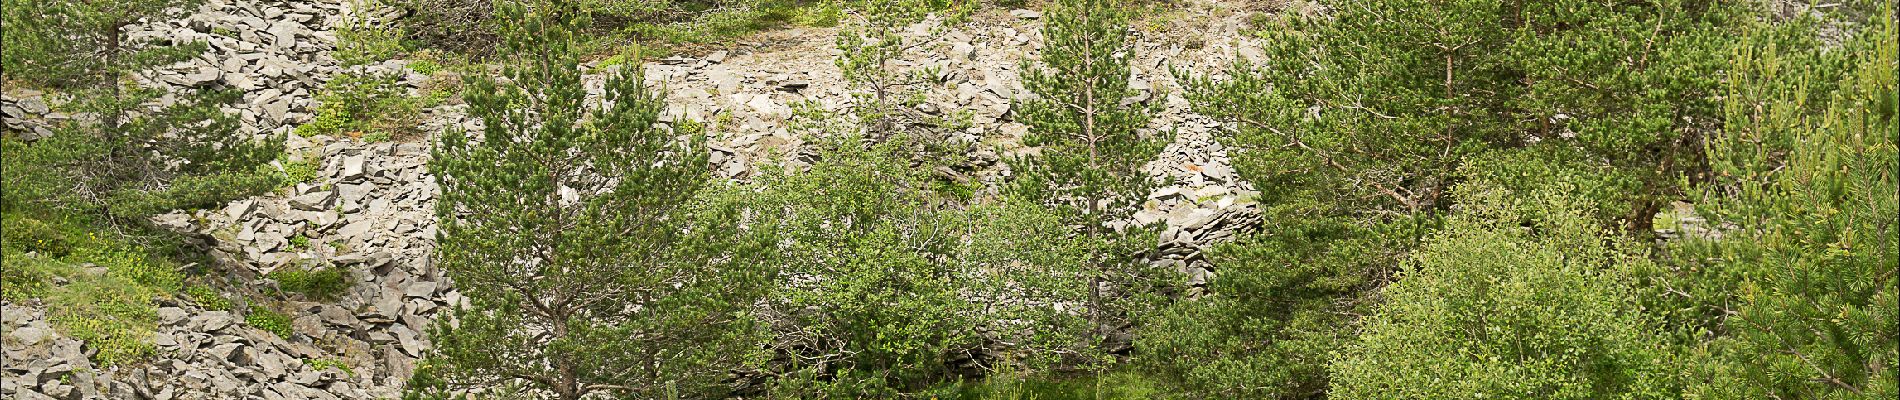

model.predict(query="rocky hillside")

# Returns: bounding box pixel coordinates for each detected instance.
[3,0,1274,398]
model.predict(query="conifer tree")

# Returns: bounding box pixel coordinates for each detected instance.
[1145,0,1750,396]
[1008,0,1168,360]
[1,0,280,228]
[416,2,764,399]
[1669,7,1898,397]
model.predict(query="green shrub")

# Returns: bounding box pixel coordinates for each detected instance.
[182,284,231,311]
[269,264,352,301]
[407,58,442,76]
[246,305,293,339]
[0,251,62,303]
[297,72,421,140]
[305,358,356,377]
[1,213,72,256]
[276,156,321,186]
[1328,189,1680,399]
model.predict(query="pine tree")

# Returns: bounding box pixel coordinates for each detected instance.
[1,0,280,230]
[416,2,764,399]
[1008,0,1168,362]
[1668,6,1898,397]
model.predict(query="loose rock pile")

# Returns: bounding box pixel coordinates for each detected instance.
[4,302,388,400]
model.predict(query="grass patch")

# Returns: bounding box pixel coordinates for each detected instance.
[0,216,184,367]
[268,263,353,301]
[933,371,1173,400]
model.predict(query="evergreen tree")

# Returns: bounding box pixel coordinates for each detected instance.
[2,0,280,235]
[1008,0,1169,361]
[416,2,764,399]
[1666,6,1898,398]
[1148,0,1744,396]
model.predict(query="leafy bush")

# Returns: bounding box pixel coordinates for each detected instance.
[305,358,357,377]
[275,155,322,186]
[246,305,294,339]
[406,58,442,76]
[182,285,231,311]
[1328,188,1681,399]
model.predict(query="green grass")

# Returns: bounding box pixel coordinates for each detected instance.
[268,263,353,301]
[0,215,185,366]
[931,371,1173,400]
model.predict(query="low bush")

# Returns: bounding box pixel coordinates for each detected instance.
[295,72,422,141]
[246,305,294,339]
[182,284,232,311]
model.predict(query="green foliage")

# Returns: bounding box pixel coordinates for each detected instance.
[729,130,1090,396]
[296,71,422,141]
[938,370,1171,400]
[1008,0,1167,369]
[268,264,352,301]
[417,2,765,399]
[1,0,204,86]
[275,156,322,185]
[407,58,443,76]
[1329,187,1682,399]
[1,251,164,366]
[0,200,192,367]
[305,358,356,377]
[1157,0,1751,396]
[245,305,294,339]
[182,285,231,311]
[1659,7,1899,398]
[335,0,407,66]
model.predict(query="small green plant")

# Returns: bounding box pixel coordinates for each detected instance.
[268,264,352,301]
[245,305,293,339]
[793,1,844,27]
[211,27,236,37]
[407,59,442,76]
[272,156,320,187]
[182,284,232,311]
[362,131,392,143]
[288,234,311,251]
[305,358,357,377]
[335,1,405,66]
[297,72,420,140]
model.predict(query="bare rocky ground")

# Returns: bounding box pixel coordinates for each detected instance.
[2,1,1275,398]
